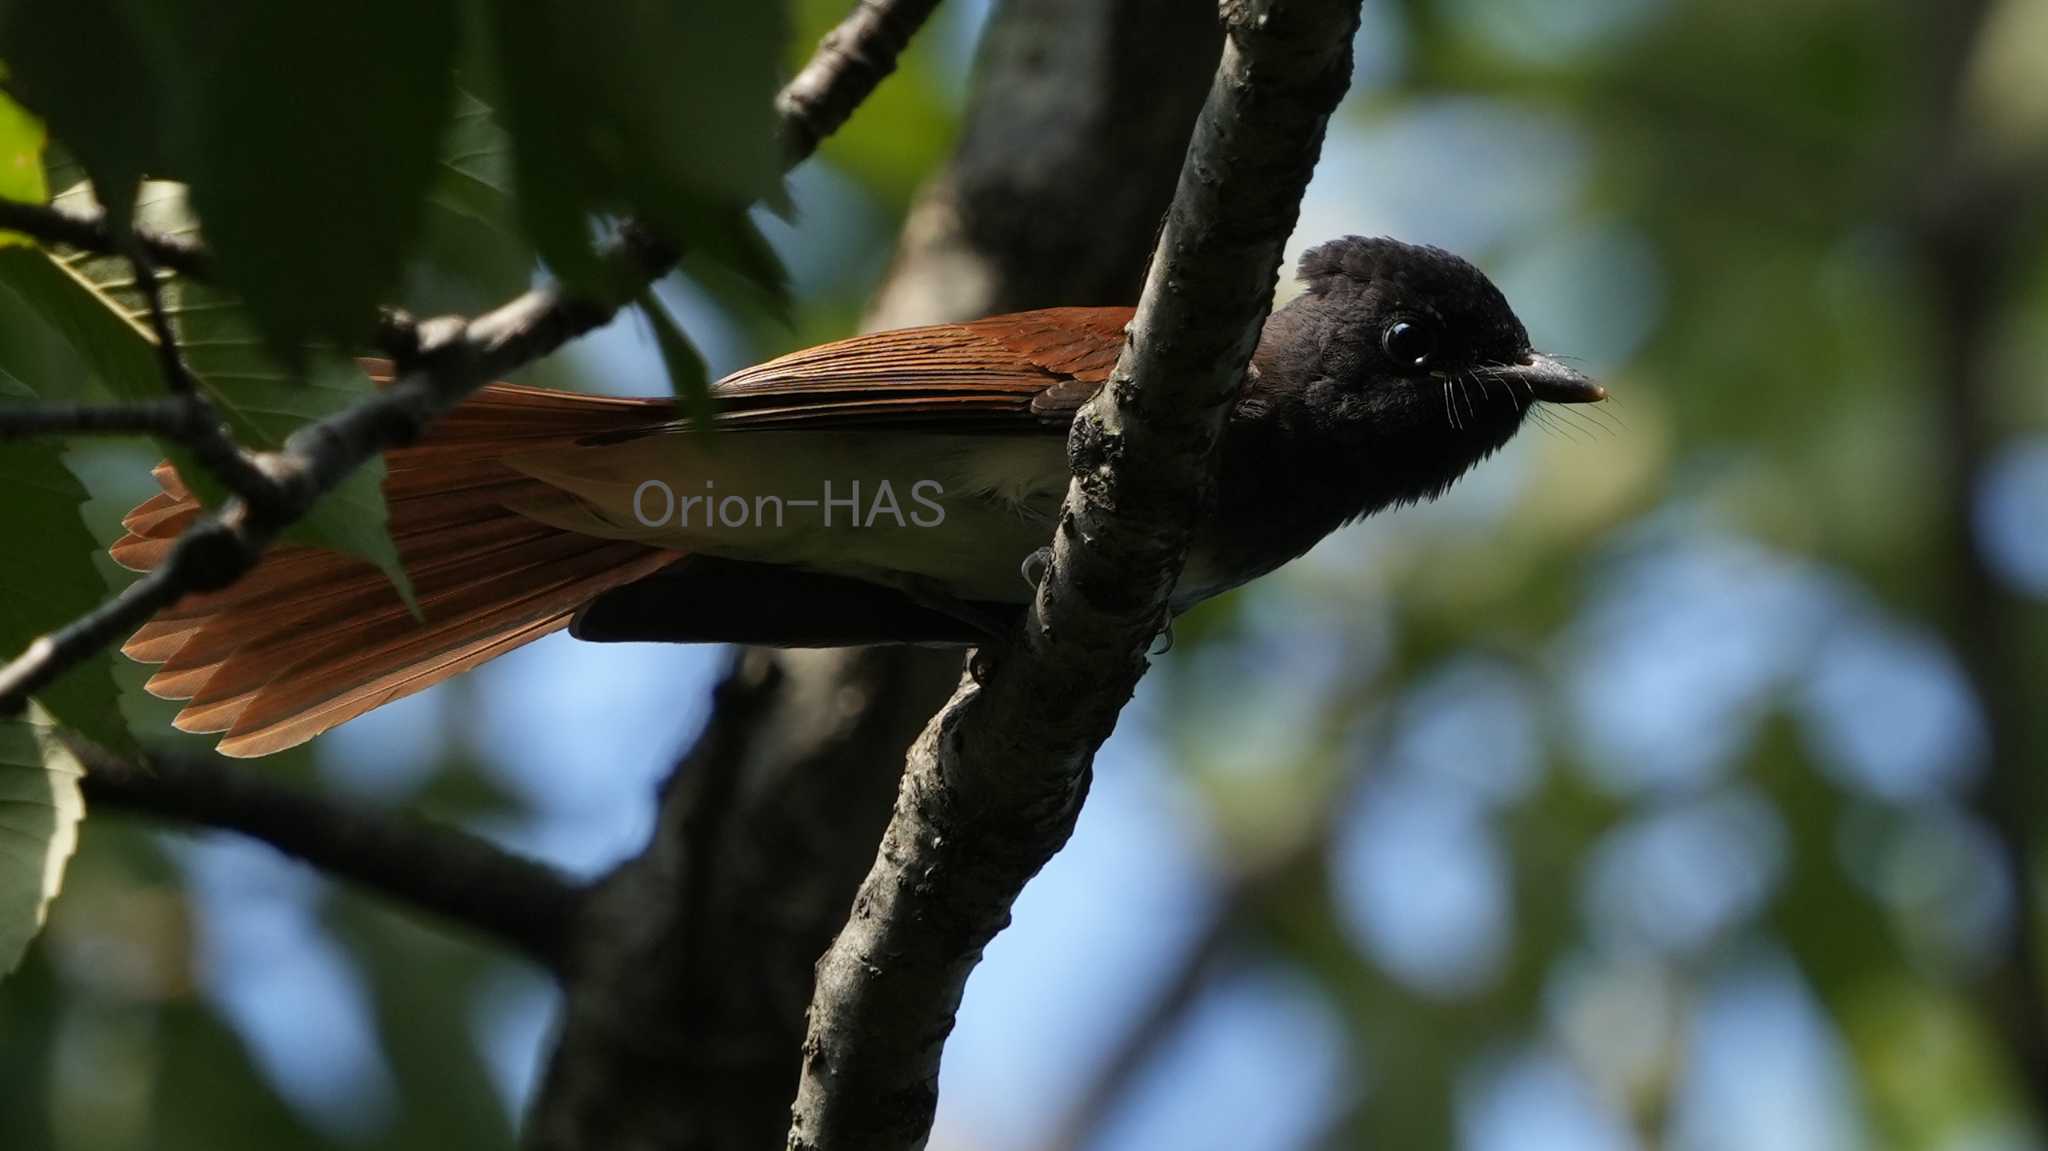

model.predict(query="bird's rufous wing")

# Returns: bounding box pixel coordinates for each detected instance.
[111,306,1134,756]
[699,305,1132,432]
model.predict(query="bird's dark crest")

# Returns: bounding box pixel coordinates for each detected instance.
[1295,235,1531,363]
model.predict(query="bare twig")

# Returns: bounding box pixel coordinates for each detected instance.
[1044,908,1239,1151]
[76,743,579,970]
[0,397,203,439]
[1043,783,1351,1151]
[787,3,1365,1147]
[127,246,198,398]
[0,247,276,507]
[0,196,212,277]
[778,0,945,160]
[126,242,282,507]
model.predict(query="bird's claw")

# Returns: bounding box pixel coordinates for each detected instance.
[1149,617,1176,655]
[1020,545,1053,592]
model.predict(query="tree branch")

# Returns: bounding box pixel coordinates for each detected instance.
[528,1,1223,1142]
[0,196,212,277]
[0,397,204,439]
[0,0,936,723]
[75,744,578,970]
[525,648,961,1151]
[127,242,283,508]
[778,0,946,160]
[1043,907,1238,1151]
[787,3,1364,1147]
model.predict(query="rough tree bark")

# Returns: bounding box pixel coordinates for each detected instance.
[523,3,1222,1149]
[790,2,1365,1148]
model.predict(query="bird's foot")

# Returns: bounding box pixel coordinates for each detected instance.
[1150,616,1177,655]
[1020,545,1053,593]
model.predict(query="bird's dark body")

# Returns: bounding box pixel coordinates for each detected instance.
[113,236,1603,754]
[579,237,1581,646]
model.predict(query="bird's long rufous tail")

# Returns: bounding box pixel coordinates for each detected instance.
[112,379,683,758]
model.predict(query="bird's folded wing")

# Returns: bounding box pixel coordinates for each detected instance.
[697,305,1133,432]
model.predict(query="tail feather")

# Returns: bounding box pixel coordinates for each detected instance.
[161,528,592,713]
[114,381,684,757]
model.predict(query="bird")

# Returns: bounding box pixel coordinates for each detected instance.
[110,236,1604,757]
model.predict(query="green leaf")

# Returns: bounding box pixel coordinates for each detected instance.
[433,91,525,248]
[674,198,791,320]
[0,184,414,607]
[129,0,460,362]
[0,436,132,753]
[0,0,160,233]
[402,90,535,316]
[0,87,44,246]
[488,0,788,298]
[638,289,715,431]
[0,703,84,978]
[0,282,143,752]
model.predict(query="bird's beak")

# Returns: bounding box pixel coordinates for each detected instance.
[1497,353,1606,404]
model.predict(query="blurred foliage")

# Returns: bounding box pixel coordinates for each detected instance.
[0,0,2045,1149]
[1153,0,2048,1147]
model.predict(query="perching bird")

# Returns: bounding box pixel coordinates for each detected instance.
[111,236,1603,756]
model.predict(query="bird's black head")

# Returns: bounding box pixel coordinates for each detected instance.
[1247,236,1603,514]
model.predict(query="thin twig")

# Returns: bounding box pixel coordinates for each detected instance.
[786,3,1366,1148]
[778,0,945,159]
[0,196,213,277]
[75,742,580,970]
[1044,909,1238,1151]
[127,246,197,397]
[126,242,281,508]
[0,397,202,439]
[1043,778,1353,1151]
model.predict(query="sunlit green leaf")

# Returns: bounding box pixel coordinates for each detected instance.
[0,703,84,978]
[0,184,414,607]
[402,90,535,316]
[0,86,44,246]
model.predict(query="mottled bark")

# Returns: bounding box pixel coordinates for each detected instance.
[790,3,1364,1148]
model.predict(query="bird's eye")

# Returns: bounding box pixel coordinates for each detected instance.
[1381,318,1437,371]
